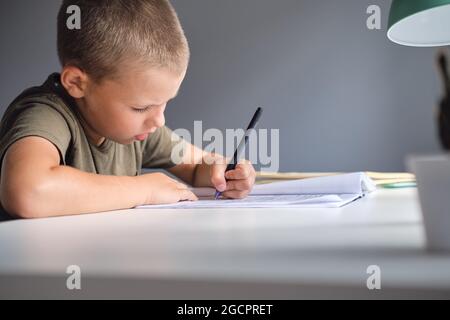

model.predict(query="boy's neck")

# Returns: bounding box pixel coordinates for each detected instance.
[73,98,106,147]
[83,124,106,147]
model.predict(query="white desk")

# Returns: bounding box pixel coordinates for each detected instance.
[1,188,450,299]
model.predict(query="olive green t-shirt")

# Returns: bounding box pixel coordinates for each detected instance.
[0,73,179,178]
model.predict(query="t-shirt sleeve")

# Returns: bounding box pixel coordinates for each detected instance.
[141,126,180,169]
[0,103,72,166]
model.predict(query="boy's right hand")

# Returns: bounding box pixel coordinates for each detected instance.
[135,172,198,205]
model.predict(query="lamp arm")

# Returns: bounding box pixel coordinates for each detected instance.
[438,50,450,94]
[437,49,450,150]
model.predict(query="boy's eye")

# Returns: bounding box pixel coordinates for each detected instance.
[132,106,152,113]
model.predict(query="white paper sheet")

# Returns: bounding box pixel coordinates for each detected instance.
[135,172,374,209]
[251,172,376,195]
[136,193,362,209]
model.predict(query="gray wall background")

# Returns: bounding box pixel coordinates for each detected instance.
[0,0,444,172]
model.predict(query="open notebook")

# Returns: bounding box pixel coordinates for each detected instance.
[135,172,376,209]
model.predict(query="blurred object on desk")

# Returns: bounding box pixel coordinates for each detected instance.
[256,171,416,189]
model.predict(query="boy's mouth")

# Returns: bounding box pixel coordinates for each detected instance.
[135,133,149,141]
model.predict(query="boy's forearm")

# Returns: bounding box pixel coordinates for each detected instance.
[192,162,214,188]
[26,165,144,218]
[168,156,217,188]
[168,149,226,188]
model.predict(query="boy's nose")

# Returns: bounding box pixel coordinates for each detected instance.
[146,109,165,130]
[154,112,165,128]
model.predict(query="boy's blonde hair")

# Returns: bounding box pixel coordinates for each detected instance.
[57,0,190,82]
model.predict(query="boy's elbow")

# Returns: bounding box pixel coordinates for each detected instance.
[0,182,45,219]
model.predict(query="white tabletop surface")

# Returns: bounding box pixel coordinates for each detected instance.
[1,188,450,299]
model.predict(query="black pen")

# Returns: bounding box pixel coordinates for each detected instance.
[214,107,263,200]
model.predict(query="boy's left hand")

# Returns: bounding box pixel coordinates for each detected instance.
[210,160,256,199]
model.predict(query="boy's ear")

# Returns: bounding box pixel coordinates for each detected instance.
[60,66,89,99]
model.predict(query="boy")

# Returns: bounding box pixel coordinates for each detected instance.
[0,0,255,219]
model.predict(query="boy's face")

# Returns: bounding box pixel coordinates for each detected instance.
[78,66,186,145]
